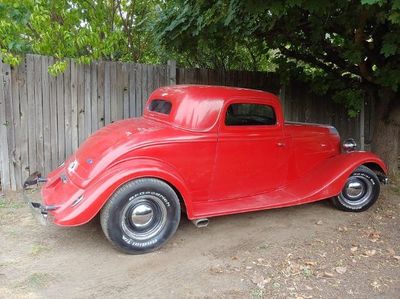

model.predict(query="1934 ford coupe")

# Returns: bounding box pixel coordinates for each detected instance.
[24,85,388,254]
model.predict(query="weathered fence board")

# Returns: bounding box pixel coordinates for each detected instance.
[11,62,22,188]
[4,63,16,191]
[0,55,370,191]
[19,59,29,185]
[42,57,51,176]
[0,61,11,190]
[64,60,72,158]
[26,58,36,179]
[34,55,44,181]
[49,57,58,170]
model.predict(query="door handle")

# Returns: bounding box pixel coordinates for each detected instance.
[277,142,286,147]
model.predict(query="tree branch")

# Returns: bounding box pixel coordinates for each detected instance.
[355,8,374,83]
[278,47,359,83]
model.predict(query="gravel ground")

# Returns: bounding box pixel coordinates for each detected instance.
[0,180,399,299]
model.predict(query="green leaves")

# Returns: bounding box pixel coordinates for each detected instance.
[333,89,365,118]
[0,50,20,66]
[361,0,385,5]
[48,60,67,76]
[381,33,399,57]
[154,0,400,116]
[0,0,167,71]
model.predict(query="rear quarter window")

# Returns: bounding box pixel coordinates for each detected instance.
[225,103,276,126]
[148,99,172,115]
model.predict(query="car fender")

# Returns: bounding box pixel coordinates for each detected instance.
[53,158,193,226]
[287,151,387,204]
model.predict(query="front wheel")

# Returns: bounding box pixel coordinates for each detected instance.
[332,166,380,212]
[100,178,181,254]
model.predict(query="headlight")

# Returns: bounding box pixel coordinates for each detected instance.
[342,138,357,152]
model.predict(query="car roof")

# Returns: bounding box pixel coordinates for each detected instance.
[151,84,277,102]
[144,85,279,132]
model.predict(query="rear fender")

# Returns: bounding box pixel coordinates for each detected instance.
[53,158,192,226]
[289,151,387,203]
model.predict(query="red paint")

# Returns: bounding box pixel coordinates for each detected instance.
[41,85,387,226]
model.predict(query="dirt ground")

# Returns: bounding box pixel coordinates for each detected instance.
[0,181,399,299]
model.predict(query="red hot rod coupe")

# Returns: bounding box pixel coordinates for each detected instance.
[24,85,388,254]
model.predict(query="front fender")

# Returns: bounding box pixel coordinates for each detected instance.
[49,158,193,226]
[289,151,387,204]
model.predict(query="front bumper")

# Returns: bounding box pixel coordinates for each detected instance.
[23,172,57,225]
[377,173,389,185]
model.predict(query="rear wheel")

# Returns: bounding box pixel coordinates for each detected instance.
[332,166,380,212]
[100,178,181,254]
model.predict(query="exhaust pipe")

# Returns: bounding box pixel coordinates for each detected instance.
[192,218,209,228]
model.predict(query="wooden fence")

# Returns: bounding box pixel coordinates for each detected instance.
[0,55,175,190]
[0,55,369,191]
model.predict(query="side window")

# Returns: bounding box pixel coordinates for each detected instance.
[225,103,276,126]
[148,99,172,115]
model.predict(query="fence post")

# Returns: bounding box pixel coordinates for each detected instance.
[279,84,286,118]
[167,60,176,85]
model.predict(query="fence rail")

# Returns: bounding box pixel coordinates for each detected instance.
[0,55,369,191]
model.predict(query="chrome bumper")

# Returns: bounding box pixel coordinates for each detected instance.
[377,174,389,185]
[23,172,54,225]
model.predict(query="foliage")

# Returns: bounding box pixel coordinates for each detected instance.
[1,0,399,116]
[0,0,166,74]
[155,0,400,116]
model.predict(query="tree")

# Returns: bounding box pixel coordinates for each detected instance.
[0,0,165,74]
[156,0,400,176]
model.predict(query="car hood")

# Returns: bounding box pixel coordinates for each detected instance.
[66,117,173,187]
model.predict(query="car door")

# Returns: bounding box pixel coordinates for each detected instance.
[210,98,289,201]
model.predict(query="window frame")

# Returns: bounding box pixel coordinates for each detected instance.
[221,99,280,132]
[147,99,173,115]
[225,102,277,127]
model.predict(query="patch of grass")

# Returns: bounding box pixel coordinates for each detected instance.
[250,288,264,299]
[391,185,400,195]
[0,198,24,209]
[258,244,269,250]
[302,267,313,277]
[0,199,7,209]
[18,273,53,289]
[31,244,49,256]
[5,227,19,237]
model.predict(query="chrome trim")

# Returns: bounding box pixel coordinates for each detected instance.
[60,173,68,183]
[339,176,372,208]
[342,138,357,152]
[68,160,78,172]
[345,181,364,198]
[192,218,209,228]
[121,195,167,241]
[71,195,84,207]
[130,204,154,228]
[377,174,389,185]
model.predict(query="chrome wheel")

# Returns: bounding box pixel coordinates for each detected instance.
[121,194,168,241]
[101,178,181,254]
[338,175,373,208]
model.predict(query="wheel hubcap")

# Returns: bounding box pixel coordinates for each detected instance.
[121,194,167,241]
[340,175,372,207]
[130,204,154,228]
[345,181,364,199]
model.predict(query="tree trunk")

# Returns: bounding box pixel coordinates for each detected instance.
[371,89,400,178]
